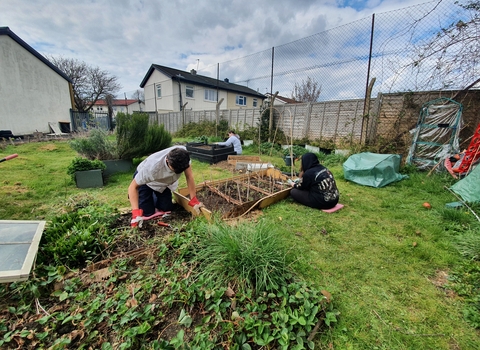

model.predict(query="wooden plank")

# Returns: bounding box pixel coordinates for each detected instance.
[227,155,262,165]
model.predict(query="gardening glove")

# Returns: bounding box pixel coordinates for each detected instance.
[287,179,295,186]
[131,209,144,228]
[188,196,205,215]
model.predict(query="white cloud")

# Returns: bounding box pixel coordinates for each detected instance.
[1,0,440,98]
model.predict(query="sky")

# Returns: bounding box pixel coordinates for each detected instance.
[1,0,439,99]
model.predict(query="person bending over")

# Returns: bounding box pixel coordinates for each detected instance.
[128,146,203,227]
[289,152,339,210]
[217,130,242,154]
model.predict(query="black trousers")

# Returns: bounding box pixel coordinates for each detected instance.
[290,188,337,210]
[134,171,174,216]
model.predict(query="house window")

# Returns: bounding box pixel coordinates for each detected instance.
[236,95,247,106]
[253,98,258,107]
[205,89,216,101]
[186,85,194,98]
[156,84,162,98]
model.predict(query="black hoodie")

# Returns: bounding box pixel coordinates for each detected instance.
[295,153,339,207]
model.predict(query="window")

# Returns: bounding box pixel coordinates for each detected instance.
[204,89,216,101]
[253,98,258,107]
[156,84,162,98]
[236,95,247,106]
[186,85,194,98]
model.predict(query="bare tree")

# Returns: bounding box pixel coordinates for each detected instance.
[131,89,145,102]
[291,76,322,102]
[48,56,121,112]
[410,0,480,90]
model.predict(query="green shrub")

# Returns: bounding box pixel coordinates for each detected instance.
[282,145,308,157]
[259,142,282,156]
[67,157,106,181]
[69,129,118,160]
[116,112,172,159]
[38,203,119,268]
[175,119,229,138]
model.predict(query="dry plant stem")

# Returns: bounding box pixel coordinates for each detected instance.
[307,317,323,342]
[237,183,242,204]
[444,186,480,222]
[35,298,50,316]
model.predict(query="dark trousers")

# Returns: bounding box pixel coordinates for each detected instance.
[134,171,174,216]
[290,188,337,210]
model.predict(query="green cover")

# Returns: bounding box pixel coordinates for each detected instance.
[450,164,480,203]
[343,152,408,188]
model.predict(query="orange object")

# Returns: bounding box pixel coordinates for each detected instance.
[452,123,480,174]
[423,202,431,209]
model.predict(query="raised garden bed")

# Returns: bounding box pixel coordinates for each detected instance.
[174,168,291,220]
[186,142,236,164]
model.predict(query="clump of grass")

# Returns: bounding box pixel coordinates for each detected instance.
[193,220,293,293]
[454,231,480,260]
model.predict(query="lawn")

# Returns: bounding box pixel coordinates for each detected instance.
[0,139,479,349]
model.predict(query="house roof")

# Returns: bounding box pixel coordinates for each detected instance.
[265,93,298,104]
[0,27,72,83]
[140,64,265,98]
[94,99,143,106]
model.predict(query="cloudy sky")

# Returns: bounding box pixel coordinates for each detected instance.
[1,0,438,98]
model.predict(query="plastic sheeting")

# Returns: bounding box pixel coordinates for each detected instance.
[450,165,480,203]
[406,98,462,169]
[343,152,408,188]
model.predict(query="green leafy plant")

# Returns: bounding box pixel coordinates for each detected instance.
[174,119,229,138]
[66,157,106,181]
[38,203,119,268]
[283,145,308,157]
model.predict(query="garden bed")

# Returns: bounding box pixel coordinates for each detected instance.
[174,168,291,219]
[186,142,236,164]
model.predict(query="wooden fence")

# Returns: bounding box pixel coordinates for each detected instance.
[147,90,480,153]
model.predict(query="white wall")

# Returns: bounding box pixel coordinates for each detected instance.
[0,36,72,135]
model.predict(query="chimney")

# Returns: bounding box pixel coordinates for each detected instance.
[224,78,229,83]
[190,69,196,75]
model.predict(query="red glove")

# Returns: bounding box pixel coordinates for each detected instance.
[188,196,200,207]
[131,209,143,228]
[188,196,204,215]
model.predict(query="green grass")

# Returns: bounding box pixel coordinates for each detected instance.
[0,139,479,349]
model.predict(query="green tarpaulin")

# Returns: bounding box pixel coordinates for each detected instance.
[343,153,408,188]
[450,165,480,203]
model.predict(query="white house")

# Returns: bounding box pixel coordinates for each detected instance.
[92,99,145,117]
[140,64,266,113]
[0,27,73,136]
[265,92,298,105]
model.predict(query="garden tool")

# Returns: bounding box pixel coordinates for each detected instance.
[0,154,18,163]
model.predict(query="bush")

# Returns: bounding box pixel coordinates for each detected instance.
[69,129,118,160]
[175,119,229,138]
[116,112,172,159]
[38,203,119,268]
[67,157,106,181]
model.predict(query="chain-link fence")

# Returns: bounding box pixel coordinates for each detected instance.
[193,0,473,103]
[140,0,478,154]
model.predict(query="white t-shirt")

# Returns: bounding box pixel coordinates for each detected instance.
[134,146,188,192]
[218,135,242,154]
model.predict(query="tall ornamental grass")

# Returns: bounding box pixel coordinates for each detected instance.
[193,220,292,293]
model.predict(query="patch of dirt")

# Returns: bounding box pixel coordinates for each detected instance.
[429,270,457,298]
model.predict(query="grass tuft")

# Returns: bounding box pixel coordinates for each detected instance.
[193,220,292,293]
